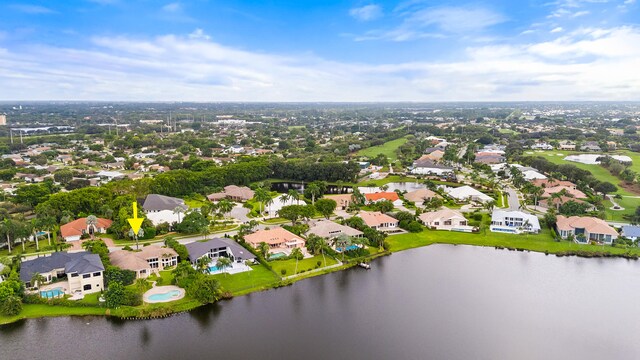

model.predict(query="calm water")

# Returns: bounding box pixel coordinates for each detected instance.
[3,245,640,360]
[271,181,351,194]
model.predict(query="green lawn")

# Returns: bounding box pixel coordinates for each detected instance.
[0,304,107,325]
[184,194,208,208]
[270,255,339,276]
[210,264,280,295]
[387,228,640,256]
[357,137,408,162]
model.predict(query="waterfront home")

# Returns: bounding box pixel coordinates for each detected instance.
[445,185,494,203]
[419,209,473,232]
[109,245,178,279]
[185,237,256,265]
[60,217,112,242]
[143,194,189,225]
[403,189,440,206]
[410,158,454,176]
[20,252,104,295]
[325,194,354,210]
[207,185,255,202]
[490,210,541,234]
[358,211,399,232]
[364,192,403,207]
[621,226,640,241]
[244,227,306,255]
[556,216,618,244]
[306,219,363,239]
[265,194,304,218]
[475,152,505,165]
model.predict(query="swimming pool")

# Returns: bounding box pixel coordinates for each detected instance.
[40,287,64,299]
[208,266,219,272]
[336,245,359,252]
[269,252,287,260]
[148,290,182,301]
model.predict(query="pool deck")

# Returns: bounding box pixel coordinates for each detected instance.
[143,285,185,304]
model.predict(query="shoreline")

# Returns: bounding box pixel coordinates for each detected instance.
[2,235,638,326]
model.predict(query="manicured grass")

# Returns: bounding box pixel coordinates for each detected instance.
[357,136,408,161]
[387,228,640,256]
[148,269,175,286]
[603,197,637,222]
[184,194,208,208]
[0,304,107,325]
[269,255,339,276]
[210,264,280,295]
[498,128,518,134]
[76,292,102,306]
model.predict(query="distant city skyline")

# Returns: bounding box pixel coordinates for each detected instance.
[1,0,639,101]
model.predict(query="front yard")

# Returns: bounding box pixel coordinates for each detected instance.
[269,255,339,276]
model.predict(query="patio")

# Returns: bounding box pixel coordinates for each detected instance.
[207,261,253,275]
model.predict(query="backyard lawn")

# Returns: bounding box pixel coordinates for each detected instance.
[0,304,107,325]
[210,264,280,295]
[387,228,640,256]
[270,255,339,276]
[357,137,408,162]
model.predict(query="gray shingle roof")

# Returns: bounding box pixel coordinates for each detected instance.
[142,194,188,212]
[185,238,255,262]
[622,226,640,238]
[20,252,104,283]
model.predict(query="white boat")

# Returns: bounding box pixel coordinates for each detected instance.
[358,263,371,270]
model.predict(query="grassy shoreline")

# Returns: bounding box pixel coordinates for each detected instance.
[3,229,638,325]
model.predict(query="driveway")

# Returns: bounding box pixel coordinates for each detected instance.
[505,186,520,210]
[230,204,250,223]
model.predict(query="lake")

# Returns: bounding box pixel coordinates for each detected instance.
[270,181,351,194]
[3,245,640,360]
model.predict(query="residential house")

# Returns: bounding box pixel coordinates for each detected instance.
[207,185,255,202]
[410,158,454,176]
[403,188,440,206]
[475,152,505,165]
[306,220,363,239]
[531,143,553,150]
[582,141,602,152]
[109,245,178,279]
[621,226,640,241]
[244,227,306,255]
[559,141,576,150]
[143,194,189,225]
[365,192,403,207]
[419,209,473,232]
[20,252,104,295]
[186,237,255,265]
[325,194,354,210]
[556,215,618,244]
[60,217,112,242]
[358,211,399,232]
[445,185,494,203]
[265,194,304,218]
[490,210,541,234]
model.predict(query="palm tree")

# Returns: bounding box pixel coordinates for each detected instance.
[259,241,270,260]
[253,187,271,216]
[196,257,210,274]
[173,206,185,223]
[215,257,232,276]
[31,273,46,289]
[484,200,496,212]
[335,234,351,262]
[351,187,366,206]
[290,247,303,275]
[86,215,98,239]
[380,184,389,192]
[306,182,321,205]
[284,189,299,204]
[217,199,233,221]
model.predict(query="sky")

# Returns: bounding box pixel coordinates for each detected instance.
[0,0,639,102]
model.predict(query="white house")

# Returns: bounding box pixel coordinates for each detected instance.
[419,209,473,232]
[490,210,541,234]
[445,185,494,203]
[410,159,454,176]
[266,194,304,218]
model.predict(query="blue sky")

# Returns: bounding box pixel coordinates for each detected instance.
[0,0,639,101]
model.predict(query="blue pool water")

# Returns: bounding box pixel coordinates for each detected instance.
[336,245,359,252]
[269,252,287,260]
[148,290,181,301]
[40,287,64,298]
[208,266,219,272]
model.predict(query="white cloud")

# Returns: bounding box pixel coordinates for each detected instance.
[1,26,639,101]
[163,2,184,13]
[354,5,506,41]
[349,4,383,21]
[188,29,210,40]
[551,27,564,33]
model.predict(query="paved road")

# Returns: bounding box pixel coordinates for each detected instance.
[230,205,250,223]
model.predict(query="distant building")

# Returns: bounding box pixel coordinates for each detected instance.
[60,217,112,242]
[490,210,541,234]
[0,114,6,125]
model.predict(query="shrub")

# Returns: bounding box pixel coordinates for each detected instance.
[1,296,22,315]
[281,269,287,275]
[105,282,125,308]
[122,288,143,306]
[122,245,133,251]
[316,261,321,267]
[104,266,136,286]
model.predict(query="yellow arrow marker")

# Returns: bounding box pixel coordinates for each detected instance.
[127,201,144,235]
